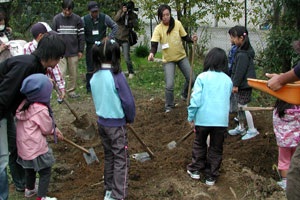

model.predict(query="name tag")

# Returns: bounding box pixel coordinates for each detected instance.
[92,30,99,35]
[162,43,169,49]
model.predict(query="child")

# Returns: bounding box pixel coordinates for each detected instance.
[227,25,258,140]
[24,22,65,100]
[186,48,233,186]
[228,26,238,77]
[90,39,135,200]
[15,74,63,200]
[273,99,300,190]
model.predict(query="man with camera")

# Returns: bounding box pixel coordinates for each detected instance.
[82,1,118,93]
[114,1,138,79]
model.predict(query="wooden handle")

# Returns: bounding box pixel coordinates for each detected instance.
[241,107,274,111]
[127,125,155,158]
[54,87,81,120]
[176,130,194,146]
[63,137,90,155]
[186,40,196,105]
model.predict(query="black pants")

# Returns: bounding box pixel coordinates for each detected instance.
[85,43,94,91]
[287,143,300,200]
[25,167,51,198]
[187,126,226,179]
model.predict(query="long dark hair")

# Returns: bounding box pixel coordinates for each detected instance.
[203,47,228,74]
[157,4,175,35]
[274,99,294,118]
[230,25,250,50]
[92,39,121,74]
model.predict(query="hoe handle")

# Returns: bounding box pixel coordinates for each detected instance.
[176,130,194,146]
[127,125,155,158]
[241,107,274,111]
[63,137,90,155]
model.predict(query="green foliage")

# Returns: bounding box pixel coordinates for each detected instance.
[134,44,150,58]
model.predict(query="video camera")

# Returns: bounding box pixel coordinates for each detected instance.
[123,1,138,12]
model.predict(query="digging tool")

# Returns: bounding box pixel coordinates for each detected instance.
[63,136,99,164]
[241,107,274,111]
[54,87,96,140]
[167,129,195,150]
[127,125,155,158]
[186,40,196,105]
[248,78,300,105]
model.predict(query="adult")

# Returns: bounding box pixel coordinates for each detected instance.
[0,11,12,62]
[148,4,197,113]
[114,1,138,79]
[82,1,117,93]
[0,34,65,200]
[24,22,66,100]
[52,0,84,98]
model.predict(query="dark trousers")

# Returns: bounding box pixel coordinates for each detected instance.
[117,39,134,74]
[85,43,94,91]
[98,124,129,200]
[7,113,25,190]
[187,126,226,179]
[25,167,51,198]
[287,143,300,200]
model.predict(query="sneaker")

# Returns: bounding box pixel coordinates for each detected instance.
[277,180,287,190]
[24,188,37,198]
[57,97,63,104]
[228,127,246,136]
[104,190,112,200]
[128,73,134,79]
[165,108,172,113]
[205,177,216,186]
[41,196,57,200]
[241,129,259,140]
[15,187,25,192]
[69,93,80,99]
[187,170,200,180]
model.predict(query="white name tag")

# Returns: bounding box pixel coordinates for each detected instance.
[162,43,169,49]
[92,30,99,35]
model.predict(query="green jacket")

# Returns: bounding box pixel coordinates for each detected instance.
[114,10,138,41]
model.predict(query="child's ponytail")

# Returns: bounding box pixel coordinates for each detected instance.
[231,26,250,50]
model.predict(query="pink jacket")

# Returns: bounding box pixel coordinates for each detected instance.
[15,100,54,160]
[273,106,300,147]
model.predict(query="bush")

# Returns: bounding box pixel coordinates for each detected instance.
[134,44,149,58]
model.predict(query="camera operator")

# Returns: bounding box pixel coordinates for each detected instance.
[114,1,138,79]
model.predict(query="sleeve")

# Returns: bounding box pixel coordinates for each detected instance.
[178,21,187,37]
[151,26,161,43]
[31,107,54,136]
[150,42,158,54]
[232,53,249,87]
[293,62,300,79]
[187,76,203,122]
[181,35,193,43]
[52,15,58,31]
[114,73,135,123]
[77,17,85,53]
[47,65,65,91]
[129,13,138,30]
[81,16,85,27]
[114,9,124,22]
[105,15,118,39]
[0,62,30,119]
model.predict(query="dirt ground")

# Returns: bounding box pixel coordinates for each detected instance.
[14,93,287,200]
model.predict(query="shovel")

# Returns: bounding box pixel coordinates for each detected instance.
[167,129,195,150]
[63,137,99,165]
[127,125,155,159]
[54,87,96,140]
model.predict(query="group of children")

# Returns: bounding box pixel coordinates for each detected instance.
[2,10,298,200]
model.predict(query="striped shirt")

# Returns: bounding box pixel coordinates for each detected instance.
[23,39,65,91]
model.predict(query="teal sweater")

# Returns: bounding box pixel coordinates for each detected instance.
[188,71,233,127]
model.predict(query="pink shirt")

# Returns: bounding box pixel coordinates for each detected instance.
[273,106,300,147]
[16,100,54,160]
[23,40,65,91]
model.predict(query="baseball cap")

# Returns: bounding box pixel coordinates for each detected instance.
[88,1,99,12]
[30,22,57,39]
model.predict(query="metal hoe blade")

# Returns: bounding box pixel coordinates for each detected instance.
[83,148,99,165]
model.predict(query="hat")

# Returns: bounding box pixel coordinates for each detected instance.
[20,73,53,105]
[30,22,57,39]
[88,1,99,12]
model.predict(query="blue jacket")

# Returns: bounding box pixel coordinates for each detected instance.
[90,67,135,127]
[188,71,233,127]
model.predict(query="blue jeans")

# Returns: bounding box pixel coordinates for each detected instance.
[120,41,134,74]
[163,57,195,109]
[0,118,9,200]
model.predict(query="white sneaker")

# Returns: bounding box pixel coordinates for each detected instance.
[24,188,37,198]
[104,190,112,200]
[187,170,200,180]
[128,73,134,79]
[277,180,287,190]
[41,197,57,200]
[241,129,259,140]
[228,126,246,136]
